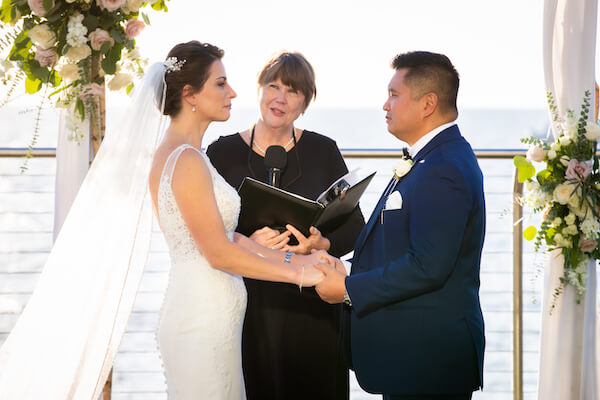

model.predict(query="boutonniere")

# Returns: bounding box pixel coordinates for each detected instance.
[392,155,413,179]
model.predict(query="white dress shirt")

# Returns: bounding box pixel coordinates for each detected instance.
[408,121,457,159]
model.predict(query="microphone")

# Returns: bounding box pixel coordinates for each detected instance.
[264,145,287,187]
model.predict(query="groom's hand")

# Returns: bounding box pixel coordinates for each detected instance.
[314,262,347,304]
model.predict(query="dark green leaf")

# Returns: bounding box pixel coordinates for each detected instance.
[109,27,123,44]
[82,14,99,32]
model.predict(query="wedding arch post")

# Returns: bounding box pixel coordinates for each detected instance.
[538,1,600,399]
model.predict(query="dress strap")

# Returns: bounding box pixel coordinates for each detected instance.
[161,144,203,184]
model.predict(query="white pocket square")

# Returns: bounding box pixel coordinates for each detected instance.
[385,191,403,210]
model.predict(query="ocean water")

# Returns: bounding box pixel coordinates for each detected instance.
[0,102,549,150]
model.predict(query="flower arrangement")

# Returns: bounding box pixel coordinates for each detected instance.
[515,90,600,303]
[0,0,169,152]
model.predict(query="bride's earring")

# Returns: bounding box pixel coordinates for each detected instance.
[192,106,196,112]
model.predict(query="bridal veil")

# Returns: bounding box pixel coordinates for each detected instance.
[0,62,167,398]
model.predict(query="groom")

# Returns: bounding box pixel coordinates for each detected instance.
[315,51,485,400]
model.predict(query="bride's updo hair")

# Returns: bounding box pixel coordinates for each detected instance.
[162,41,224,117]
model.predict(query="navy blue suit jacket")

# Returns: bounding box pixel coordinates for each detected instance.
[345,125,485,395]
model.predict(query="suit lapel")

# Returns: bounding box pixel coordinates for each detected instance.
[352,125,462,263]
[353,177,395,257]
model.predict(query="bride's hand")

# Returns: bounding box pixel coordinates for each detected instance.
[298,249,338,268]
[299,265,325,287]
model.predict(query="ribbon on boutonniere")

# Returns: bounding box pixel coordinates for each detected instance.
[380,148,413,224]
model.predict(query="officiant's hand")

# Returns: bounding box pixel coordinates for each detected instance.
[250,226,291,250]
[314,262,347,304]
[283,225,330,254]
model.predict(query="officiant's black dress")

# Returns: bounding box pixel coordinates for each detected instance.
[206,130,364,400]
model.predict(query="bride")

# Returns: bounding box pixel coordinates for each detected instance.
[0,41,325,399]
[148,41,326,399]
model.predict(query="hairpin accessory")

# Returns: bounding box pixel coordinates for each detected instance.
[164,57,186,73]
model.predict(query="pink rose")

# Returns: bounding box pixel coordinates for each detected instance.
[125,19,145,39]
[28,0,54,16]
[526,145,547,162]
[565,159,592,182]
[34,47,58,67]
[96,0,126,12]
[78,83,105,99]
[88,28,114,51]
[579,237,596,253]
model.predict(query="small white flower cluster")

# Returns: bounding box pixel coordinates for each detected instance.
[580,216,600,240]
[392,158,413,179]
[164,57,186,73]
[66,13,88,47]
[0,60,15,81]
[523,181,552,209]
[566,258,589,296]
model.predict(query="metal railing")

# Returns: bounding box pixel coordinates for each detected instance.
[0,147,527,400]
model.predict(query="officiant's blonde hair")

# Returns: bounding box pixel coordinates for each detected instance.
[258,51,316,112]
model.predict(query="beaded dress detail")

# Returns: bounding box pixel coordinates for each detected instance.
[156,144,247,399]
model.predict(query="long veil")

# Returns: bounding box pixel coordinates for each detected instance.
[0,62,167,398]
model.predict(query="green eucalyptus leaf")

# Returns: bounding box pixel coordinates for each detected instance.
[141,11,150,26]
[537,169,552,185]
[125,82,134,94]
[100,40,111,55]
[75,98,85,120]
[101,56,117,75]
[110,28,123,44]
[25,76,42,94]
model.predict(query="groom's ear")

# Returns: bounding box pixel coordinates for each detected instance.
[421,92,438,118]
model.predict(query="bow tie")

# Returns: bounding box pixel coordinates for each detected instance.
[402,147,412,160]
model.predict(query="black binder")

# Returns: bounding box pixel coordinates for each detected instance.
[236,170,376,237]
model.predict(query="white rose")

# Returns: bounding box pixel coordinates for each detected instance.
[392,159,413,179]
[107,72,133,91]
[547,149,557,160]
[564,213,576,226]
[65,44,91,62]
[559,135,572,146]
[563,224,578,236]
[551,142,560,151]
[585,122,600,141]
[122,0,143,13]
[568,192,581,208]
[559,155,570,167]
[552,217,563,226]
[595,183,600,190]
[553,183,576,205]
[526,145,547,162]
[58,63,80,82]
[28,24,57,49]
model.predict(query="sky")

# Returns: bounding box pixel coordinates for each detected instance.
[131,0,548,110]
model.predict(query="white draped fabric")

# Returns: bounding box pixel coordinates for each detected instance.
[53,111,90,240]
[0,63,166,398]
[539,1,600,399]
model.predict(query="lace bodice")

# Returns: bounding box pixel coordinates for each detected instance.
[157,144,241,262]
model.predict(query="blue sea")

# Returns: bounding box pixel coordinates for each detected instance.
[0,104,549,150]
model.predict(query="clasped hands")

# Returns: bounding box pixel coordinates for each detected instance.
[298,249,349,304]
[251,224,347,304]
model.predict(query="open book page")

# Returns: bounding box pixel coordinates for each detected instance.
[317,168,374,206]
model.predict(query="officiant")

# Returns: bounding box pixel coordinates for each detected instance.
[206,51,364,400]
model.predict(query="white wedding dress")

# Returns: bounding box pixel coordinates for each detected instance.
[156,144,247,399]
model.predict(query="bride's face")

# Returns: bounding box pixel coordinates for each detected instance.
[193,60,236,122]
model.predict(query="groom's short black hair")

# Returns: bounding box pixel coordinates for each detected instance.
[392,51,459,115]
